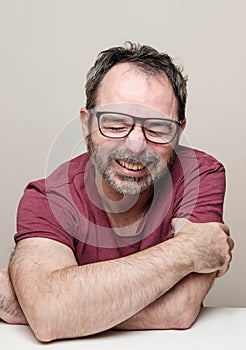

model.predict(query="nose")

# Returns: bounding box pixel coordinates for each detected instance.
[125,125,147,156]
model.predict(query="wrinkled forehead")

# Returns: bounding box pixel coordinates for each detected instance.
[92,103,173,119]
[94,63,178,119]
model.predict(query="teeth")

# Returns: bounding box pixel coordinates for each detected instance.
[118,160,145,171]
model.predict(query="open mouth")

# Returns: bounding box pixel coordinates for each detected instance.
[116,159,146,171]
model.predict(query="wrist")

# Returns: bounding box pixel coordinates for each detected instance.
[163,235,195,274]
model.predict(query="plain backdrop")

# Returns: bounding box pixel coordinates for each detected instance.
[0,0,245,307]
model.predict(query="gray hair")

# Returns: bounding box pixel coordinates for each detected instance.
[85,42,188,121]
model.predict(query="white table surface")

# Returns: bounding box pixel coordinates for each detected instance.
[0,307,245,349]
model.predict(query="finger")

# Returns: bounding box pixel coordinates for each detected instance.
[216,264,229,278]
[216,269,224,278]
[220,223,230,236]
[228,237,235,251]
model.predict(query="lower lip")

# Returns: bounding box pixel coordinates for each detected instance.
[112,160,151,177]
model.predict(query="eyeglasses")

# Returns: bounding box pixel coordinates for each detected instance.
[94,111,181,144]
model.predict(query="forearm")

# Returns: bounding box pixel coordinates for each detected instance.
[0,268,27,325]
[10,220,233,342]
[115,272,216,330]
[10,237,194,341]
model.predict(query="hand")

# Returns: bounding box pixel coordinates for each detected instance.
[0,268,27,324]
[172,219,234,278]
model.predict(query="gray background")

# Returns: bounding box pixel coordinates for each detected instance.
[0,0,245,306]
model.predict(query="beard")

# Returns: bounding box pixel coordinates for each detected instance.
[87,134,175,196]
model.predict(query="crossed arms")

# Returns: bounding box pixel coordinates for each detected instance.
[3,220,233,342]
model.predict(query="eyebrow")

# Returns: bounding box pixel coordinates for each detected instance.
[103,116,131,123]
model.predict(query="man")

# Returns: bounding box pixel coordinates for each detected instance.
[1,42,233,342]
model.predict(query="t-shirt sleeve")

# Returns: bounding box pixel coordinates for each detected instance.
[14,180,76,252]
[173,155,226,223]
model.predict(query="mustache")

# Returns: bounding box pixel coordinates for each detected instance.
[107,149,161,166]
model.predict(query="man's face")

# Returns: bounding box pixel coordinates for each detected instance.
[82,63,185,196]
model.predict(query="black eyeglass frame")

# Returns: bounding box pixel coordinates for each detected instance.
[94,111,182,145]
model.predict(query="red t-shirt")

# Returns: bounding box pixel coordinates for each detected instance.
[14,146,225,265]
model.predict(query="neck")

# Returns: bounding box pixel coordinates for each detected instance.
[94,171,153,221]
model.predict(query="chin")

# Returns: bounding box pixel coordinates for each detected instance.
[103,169,163,196]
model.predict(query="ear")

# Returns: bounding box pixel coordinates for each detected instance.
[176,117,186,144]
[80,107,90,140]
[180,117,186,132]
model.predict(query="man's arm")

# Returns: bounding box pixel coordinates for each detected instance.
[115,272,215,330]
[9,222,233,342]
[0,270,214,330]
[114,220,221,330]
[0,268,27,325]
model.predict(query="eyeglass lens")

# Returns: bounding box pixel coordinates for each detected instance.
[99,112,179,144]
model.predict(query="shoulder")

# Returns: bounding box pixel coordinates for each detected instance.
[24,152,91,195]
[170,145,226,194]
[16,153,93,247]
[174,145,225,174]
[46,152,91,191]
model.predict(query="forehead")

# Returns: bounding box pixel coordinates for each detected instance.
[96,63,178,118]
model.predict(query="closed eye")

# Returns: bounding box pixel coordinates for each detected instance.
[104,126,129,132]
[145,128,171,136]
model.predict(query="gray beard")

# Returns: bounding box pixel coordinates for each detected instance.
[87,135,175,195]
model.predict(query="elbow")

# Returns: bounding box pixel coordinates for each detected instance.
[30,316,66,343]
[24,302,60,343]
[172,315,195,330]
[27,302,90,342]
[170,307,201,330]
[28,316,55,343]
[33,328,54,343]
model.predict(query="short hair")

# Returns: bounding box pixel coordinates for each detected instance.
[85,41,188,121]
